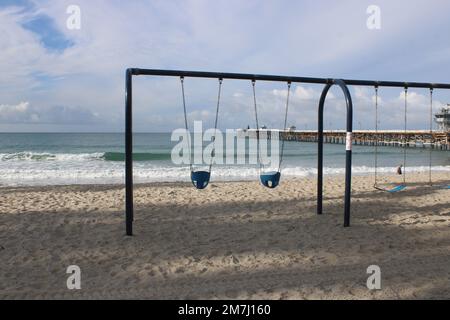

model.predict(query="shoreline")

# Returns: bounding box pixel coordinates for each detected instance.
[1,168,449,189]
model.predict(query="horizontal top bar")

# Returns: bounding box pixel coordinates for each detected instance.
[128,68,450,89]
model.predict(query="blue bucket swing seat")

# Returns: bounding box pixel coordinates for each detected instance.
[191,170,211,189]
[180,77,223,190]
[259,171,281,188]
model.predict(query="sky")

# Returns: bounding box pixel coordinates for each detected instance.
[0,0,450,132]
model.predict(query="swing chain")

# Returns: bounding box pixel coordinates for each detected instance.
[180,76,193,171]
[181,76,223,173]
[251,80,262,171]
[403,87,408,185]
[251,80,259,130]
[429,87,434,185]
[279,81,292,170]
[209,78,223,170]
[429,88,434,134]
[374,85,379,187]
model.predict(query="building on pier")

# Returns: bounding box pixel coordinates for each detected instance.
[435,105,450,132]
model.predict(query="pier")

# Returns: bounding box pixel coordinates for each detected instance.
[284,130,450,150]
[242,129,450,151]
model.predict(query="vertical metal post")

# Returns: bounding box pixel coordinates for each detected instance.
[125,69,133,236]
[317,80,353,227]
[343,81,353,227]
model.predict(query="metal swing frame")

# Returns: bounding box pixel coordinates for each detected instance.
[125,68,450,236]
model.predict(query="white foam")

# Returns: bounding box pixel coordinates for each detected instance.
[0,152,104,162]
[0,151,448,186]
[0,163,449,187]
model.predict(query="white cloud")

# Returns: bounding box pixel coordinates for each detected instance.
[351,87,446,130]
[0,102,35,122]
[0,101,100,124]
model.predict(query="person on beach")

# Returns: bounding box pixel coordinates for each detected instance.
[397,164,403,175]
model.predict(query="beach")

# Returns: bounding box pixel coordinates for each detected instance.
[1,172,449,299]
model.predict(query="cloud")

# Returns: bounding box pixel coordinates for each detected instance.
[0,102,34,122]
[350,87,446,130]
[0,101,101,124]
[1,1,450,131]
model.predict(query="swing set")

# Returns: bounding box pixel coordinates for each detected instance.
[124,68,450,236]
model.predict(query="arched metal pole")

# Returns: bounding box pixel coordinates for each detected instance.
[317,79,353,227]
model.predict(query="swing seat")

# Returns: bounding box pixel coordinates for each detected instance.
[260,171,281,189]
[191,171,211,189]
[374,184,406,193]
[387,184,406,193]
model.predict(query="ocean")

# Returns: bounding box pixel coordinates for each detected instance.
[0,133,448,187]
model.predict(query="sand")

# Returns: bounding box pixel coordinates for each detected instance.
[0,172,449,300]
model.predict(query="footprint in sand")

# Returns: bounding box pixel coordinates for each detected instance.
[175,267,185,274]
